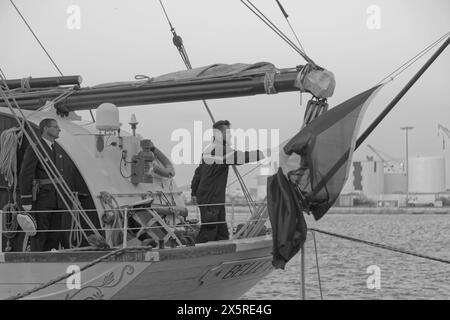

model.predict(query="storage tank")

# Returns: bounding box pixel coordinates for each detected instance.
[384,172,407,194]
[409,156,445,193]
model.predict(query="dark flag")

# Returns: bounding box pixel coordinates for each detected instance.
[267,85,382,269]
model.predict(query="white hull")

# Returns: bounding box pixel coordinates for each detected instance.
[0,236,274,300]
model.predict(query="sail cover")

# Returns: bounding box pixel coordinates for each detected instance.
[267,85,381,268]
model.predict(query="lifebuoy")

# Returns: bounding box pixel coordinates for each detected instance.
[152,147,175,178]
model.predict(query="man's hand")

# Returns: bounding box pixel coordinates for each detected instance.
[191,196,198,205]
[22,205,32,211]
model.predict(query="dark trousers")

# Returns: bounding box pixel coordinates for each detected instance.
[196,205,229,243]
[30,203,69,251]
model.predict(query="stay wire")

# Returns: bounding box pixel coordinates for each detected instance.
[310,228,450,265]
[9,0,64,77]
[275,0,307,54]
[158,0,175,31]
[241,0,315,65]
[376,31,450,85]
[10,0,97,123]
[241,0,302,56]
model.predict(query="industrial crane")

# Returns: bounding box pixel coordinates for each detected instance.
[366,144,404,172]
[437,124,450,150]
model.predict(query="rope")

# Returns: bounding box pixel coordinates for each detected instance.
[20,77,31,91]
[0,75,101,244]
[9,0,64,76]
[0,67,7,80]
[4,246,152,300]
[69,194,83,249]
[240,0,316,66]
[275,0,308,55]
[309,228,450,265]
[157,1,259,218]
[2,203,19,242]
[0,127,23,201]
[376,31,449,85]
[99,191,123,247]
[311,231,323,300]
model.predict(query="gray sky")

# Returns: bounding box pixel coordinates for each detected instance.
[1,0,449,188]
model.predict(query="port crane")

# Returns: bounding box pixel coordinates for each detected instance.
[366,144,404,172]
[437,124,450,150]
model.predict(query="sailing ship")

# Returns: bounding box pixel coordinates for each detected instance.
[0,61,329,300]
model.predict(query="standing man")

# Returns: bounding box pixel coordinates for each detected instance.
[191,120,265,243]
[19,118,73,251]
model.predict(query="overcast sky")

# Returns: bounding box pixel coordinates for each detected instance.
[1,0,449,188]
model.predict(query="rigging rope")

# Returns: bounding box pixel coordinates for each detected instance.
[240,0,316,66]
[376,31,450,85]
[309,228,450,265]
[0,127,23,201]
[275,0,308,55]
[0,75,102,244]
[9,0,63,76]
[9,0,96,123]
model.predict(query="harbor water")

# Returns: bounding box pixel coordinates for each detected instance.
[240,213,450,300]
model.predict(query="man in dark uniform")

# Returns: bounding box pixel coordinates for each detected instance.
[191,120,264,243]
[19,118,75,251]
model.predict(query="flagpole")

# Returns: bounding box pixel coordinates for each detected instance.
[355,36,449,150]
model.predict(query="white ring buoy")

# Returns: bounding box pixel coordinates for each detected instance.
[152,147,175,178]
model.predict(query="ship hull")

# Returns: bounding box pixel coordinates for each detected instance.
[0,236,273,300]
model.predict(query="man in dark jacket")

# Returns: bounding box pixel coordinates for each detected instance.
[191,120,264,243]
[19,118,75,251]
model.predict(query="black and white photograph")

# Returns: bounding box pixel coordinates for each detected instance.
[0,0,449,304]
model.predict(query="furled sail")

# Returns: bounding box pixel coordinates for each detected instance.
[267,85,382,269]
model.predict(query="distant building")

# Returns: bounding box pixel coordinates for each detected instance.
[342,160,384,196]
[409,156,446,193]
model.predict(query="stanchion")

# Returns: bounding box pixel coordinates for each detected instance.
[122,208,128,248]
[301,244,305,300]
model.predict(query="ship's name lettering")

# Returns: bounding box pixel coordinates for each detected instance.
[221,260,271,280]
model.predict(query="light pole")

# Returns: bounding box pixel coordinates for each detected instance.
[400,126,414,205]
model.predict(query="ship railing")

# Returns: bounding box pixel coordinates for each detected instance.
[0,201,271,252]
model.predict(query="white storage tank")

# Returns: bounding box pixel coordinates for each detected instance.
[409,156,445,193]
[384,172,407,194]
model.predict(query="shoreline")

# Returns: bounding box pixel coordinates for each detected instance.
[187,205,450,215]
[328,207,450,214]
